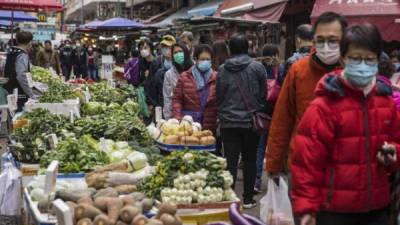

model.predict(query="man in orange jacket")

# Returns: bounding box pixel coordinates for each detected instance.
[266,12,348,175]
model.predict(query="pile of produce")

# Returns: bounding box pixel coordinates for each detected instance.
[87,82,137,105]
[147,116,216,146]
[40,135,110,173]
[31,66,60,84]
[75,100,151,146]
[85,151,152,190]
[39,81,78,103]
[139,151,238,204]
[10,109,73,163]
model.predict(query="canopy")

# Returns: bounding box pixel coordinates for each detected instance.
[0,0,63,12]
[187,0,223,18]
[150,7,190,27]
[97,17,143,29]
[311,0,400,41]
[214,0,288,22]
[0,10,37,22]
[82,20,103,28]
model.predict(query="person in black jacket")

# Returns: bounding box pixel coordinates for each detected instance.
[60,40,73,80]
[71,40,87,78]
[217,34,266,209]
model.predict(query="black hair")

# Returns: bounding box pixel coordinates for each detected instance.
[212,40,229,70]
[295,24,313,41]
[193,44,214,60]
[391,50,400,61]
[340,24,382,57]
[16,31,33,45]
[44,40,51,45]
[314,11,348,33]
[262,44,279,57]
[229,34,248,56]
[138,38,154,56]
[171,42,193,73]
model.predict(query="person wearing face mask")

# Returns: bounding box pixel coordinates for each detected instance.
[145,35,176,110]
[180,31,194,58]
[172,44,217,131]
[163,43,193,119]
[60,40,73,80]
[71,40,88,78]
[37,40,61,75]
[292,23,400,225]
[138,38,155,84]
[266,12,347,179]
[87,46,99,81]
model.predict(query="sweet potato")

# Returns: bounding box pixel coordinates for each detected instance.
[56,189,95,202]
[93,214,112,225]
[116,221,128,225]
[78,196,94,205]
[115,185,137,194]
[75,203,103,220]
[92,161,129,173]
[106,198,124,224]
[86,172,109,189]
[94,197,110,211]
[160,214,176,225]
[131,215,148,225]
[146,219,163,225]
[77,218,93,225]
[121,196,135,206]
[119,206,140,223]
[93,188,119,199]
[155,203,177,219]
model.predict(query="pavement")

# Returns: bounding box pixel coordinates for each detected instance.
[234,170,268,218]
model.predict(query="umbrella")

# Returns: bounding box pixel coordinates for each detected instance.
[97,17,143,29]
[83,20,103,28]
[0,0,63,12]
[0,10,38,22]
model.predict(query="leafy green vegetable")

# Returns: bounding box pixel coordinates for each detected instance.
[39,81,77,103]
[31,66,61,84]
[40,135,109,173]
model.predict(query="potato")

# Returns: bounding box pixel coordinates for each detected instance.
[164,135,179,144]
[180,136,199,145]
[200,136,216,145]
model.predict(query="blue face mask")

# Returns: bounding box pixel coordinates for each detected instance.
[197,60,212,72]
[164,59,172,70]
[344,62,378,88]
[394,63,400,72]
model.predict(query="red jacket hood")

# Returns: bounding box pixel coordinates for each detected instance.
[315,70,392,99]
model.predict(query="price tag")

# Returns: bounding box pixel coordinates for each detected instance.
[84,87,91,103]
[48,134,58,149]
[7,94,17,113]
[26,72,33,88]
[155,106,162,122]
[69,110,74,124]
[44,160,58,194]
[52,199,74,225]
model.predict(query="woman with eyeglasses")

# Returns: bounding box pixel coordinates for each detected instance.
[292,24,400,225]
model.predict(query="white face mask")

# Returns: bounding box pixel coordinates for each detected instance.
[141,49,150,58]
[316,42,340,65]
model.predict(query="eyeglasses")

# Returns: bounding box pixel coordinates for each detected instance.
[314,39,340,49]
[346,56,378,66]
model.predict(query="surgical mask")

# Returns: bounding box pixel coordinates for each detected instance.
[344,62,378,88]
[394,63,400,71]
[140,49,150,58]
[76,43,81,47]
[161,47,170,57]
[173,52,184,65]
[197,60,212,72]
[164,59,172,70]
[316,42,340,65]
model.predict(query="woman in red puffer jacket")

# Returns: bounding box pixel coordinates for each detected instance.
[292,24,400,225]
[172,44,217,131]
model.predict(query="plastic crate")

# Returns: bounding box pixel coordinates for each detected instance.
[154,140,216,152]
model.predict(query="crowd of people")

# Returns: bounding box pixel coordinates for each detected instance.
[3,10,400,225]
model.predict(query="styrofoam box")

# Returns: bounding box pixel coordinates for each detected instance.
[24,99,80,118]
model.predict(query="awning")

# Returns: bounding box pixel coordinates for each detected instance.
[0,10,38,22]
[150,7,190,27]
[311,0,400,41]
[214,0,288,22]
[187,0,223,17]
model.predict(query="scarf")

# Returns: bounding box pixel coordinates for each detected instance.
[192,66,212,90]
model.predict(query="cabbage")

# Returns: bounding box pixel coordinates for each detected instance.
[127,151,148,171]
[115,141,129,149]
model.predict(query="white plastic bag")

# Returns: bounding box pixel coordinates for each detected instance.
[0,162,22,216]
[260,177,294,225]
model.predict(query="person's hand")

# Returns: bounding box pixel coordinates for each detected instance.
[301,214,315,225]
[377,142,397,165]
[267,172,282,185]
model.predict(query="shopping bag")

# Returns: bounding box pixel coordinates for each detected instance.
[260,177,294,225]
[0,162,21,216]
[137,86,150,118]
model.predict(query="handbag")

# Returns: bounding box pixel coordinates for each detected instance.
[266,66,281,103]
[234,76,271,133]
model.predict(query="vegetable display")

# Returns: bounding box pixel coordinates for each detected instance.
[31,66,60,84]
[87,82,137,105]
[40,135,110,173]
[139,151,238,204]
[39,81,78,103]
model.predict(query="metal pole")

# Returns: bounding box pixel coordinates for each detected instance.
[81,0,84,24]
[11,10,14,46]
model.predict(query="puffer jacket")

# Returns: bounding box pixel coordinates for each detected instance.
[217,54,266,128]
[172,68,217,130]
[163,67,180,119]
[291,71,400,216]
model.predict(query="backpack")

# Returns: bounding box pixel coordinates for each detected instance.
[124,57,140,86]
